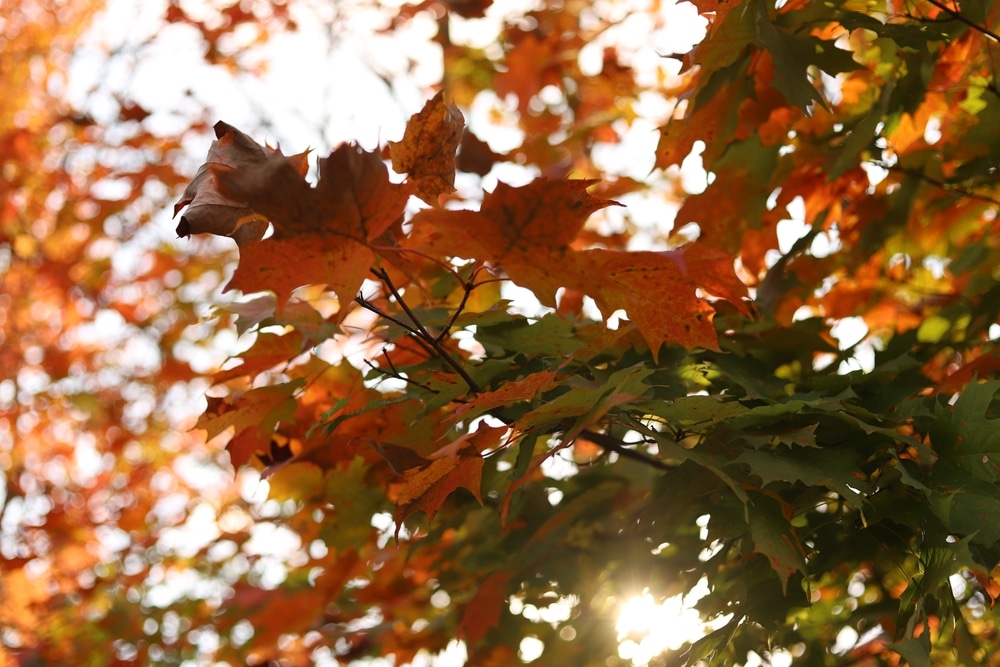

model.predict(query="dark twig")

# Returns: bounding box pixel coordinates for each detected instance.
[363,349,440,394]
[370,267,482,394]
[925,0,1000,42]
[435,272,478,344]
[883,164,1000,207]
[355,294,439,358]
[363,271,676,473]
[580,430,676,471]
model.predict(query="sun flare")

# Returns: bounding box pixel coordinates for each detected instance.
[615,584,731,666]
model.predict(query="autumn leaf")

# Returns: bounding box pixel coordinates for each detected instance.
[227,234,376,315]
[393,427,502,534]
[413,177,620,302]
[456,369,560,420]
[196,380,303,468]
[221,141,408,242]
[219,143,410,311]
[415,178,747,352]
[459,570,511,646]
[393,448,484,532]
[173,120,308,246]
[389,91,465,206]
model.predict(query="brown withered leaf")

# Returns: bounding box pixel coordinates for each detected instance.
[389,91,465,206]
[173,120,308,247]
[456,129,505,176]
[219,144,411,312]
[219,143,407,241]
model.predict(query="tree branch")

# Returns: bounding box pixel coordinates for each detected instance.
[883,164,1000,207]
[364,271,676,474]
[580,430,677,471]
[370,268,482,394]
[924,0,1000,43]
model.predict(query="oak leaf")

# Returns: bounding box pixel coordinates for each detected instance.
[389,91,465,206]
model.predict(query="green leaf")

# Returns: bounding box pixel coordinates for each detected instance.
[321,456,388,550]
[746,493,807,594]
[475,312,584,358]
[931,380,1000,482]
[887,636,932,667]
[515,366,654,435]
[643,395,750,426]
[754,0,860,111]
[734,446,870,501]
[928,464,1000,546]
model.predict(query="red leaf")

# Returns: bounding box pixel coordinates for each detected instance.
[458,570,511,647]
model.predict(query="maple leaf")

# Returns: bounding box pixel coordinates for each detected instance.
[455,369,560,420]
[196,380,303,468]
[578,247,750,354]
[173,120,309,246]
[392,426,502,535]
[459,570,511,647]
[219,143,411,312]
[389,91,465,206]
[415,178,748,353]
[413,178,620,302]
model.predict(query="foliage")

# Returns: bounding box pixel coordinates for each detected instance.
[5,0,1000,665]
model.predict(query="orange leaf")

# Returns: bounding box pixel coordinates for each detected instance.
[196,381,303,468]
[458,570,511,647]
[415,179,748,354]
[394,444,486,533]
[456,370,559,418]
[227,235,375,317]
[390,91,465,206]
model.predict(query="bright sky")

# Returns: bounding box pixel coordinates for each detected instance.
[63,1,872,665]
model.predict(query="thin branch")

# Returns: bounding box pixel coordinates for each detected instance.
[371,268,482,394]
[355,294,438,358]
[580,430,677,472]
[363,349,439,394]
[925,0,1000,42]
[883,164,1000,207]
[364,274,677,474]
[435,274,477,344]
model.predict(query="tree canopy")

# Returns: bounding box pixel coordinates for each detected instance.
[4,0,1000,665]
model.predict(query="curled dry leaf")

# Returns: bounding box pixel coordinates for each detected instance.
[173,120,309,246]
[389,91,465,206]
